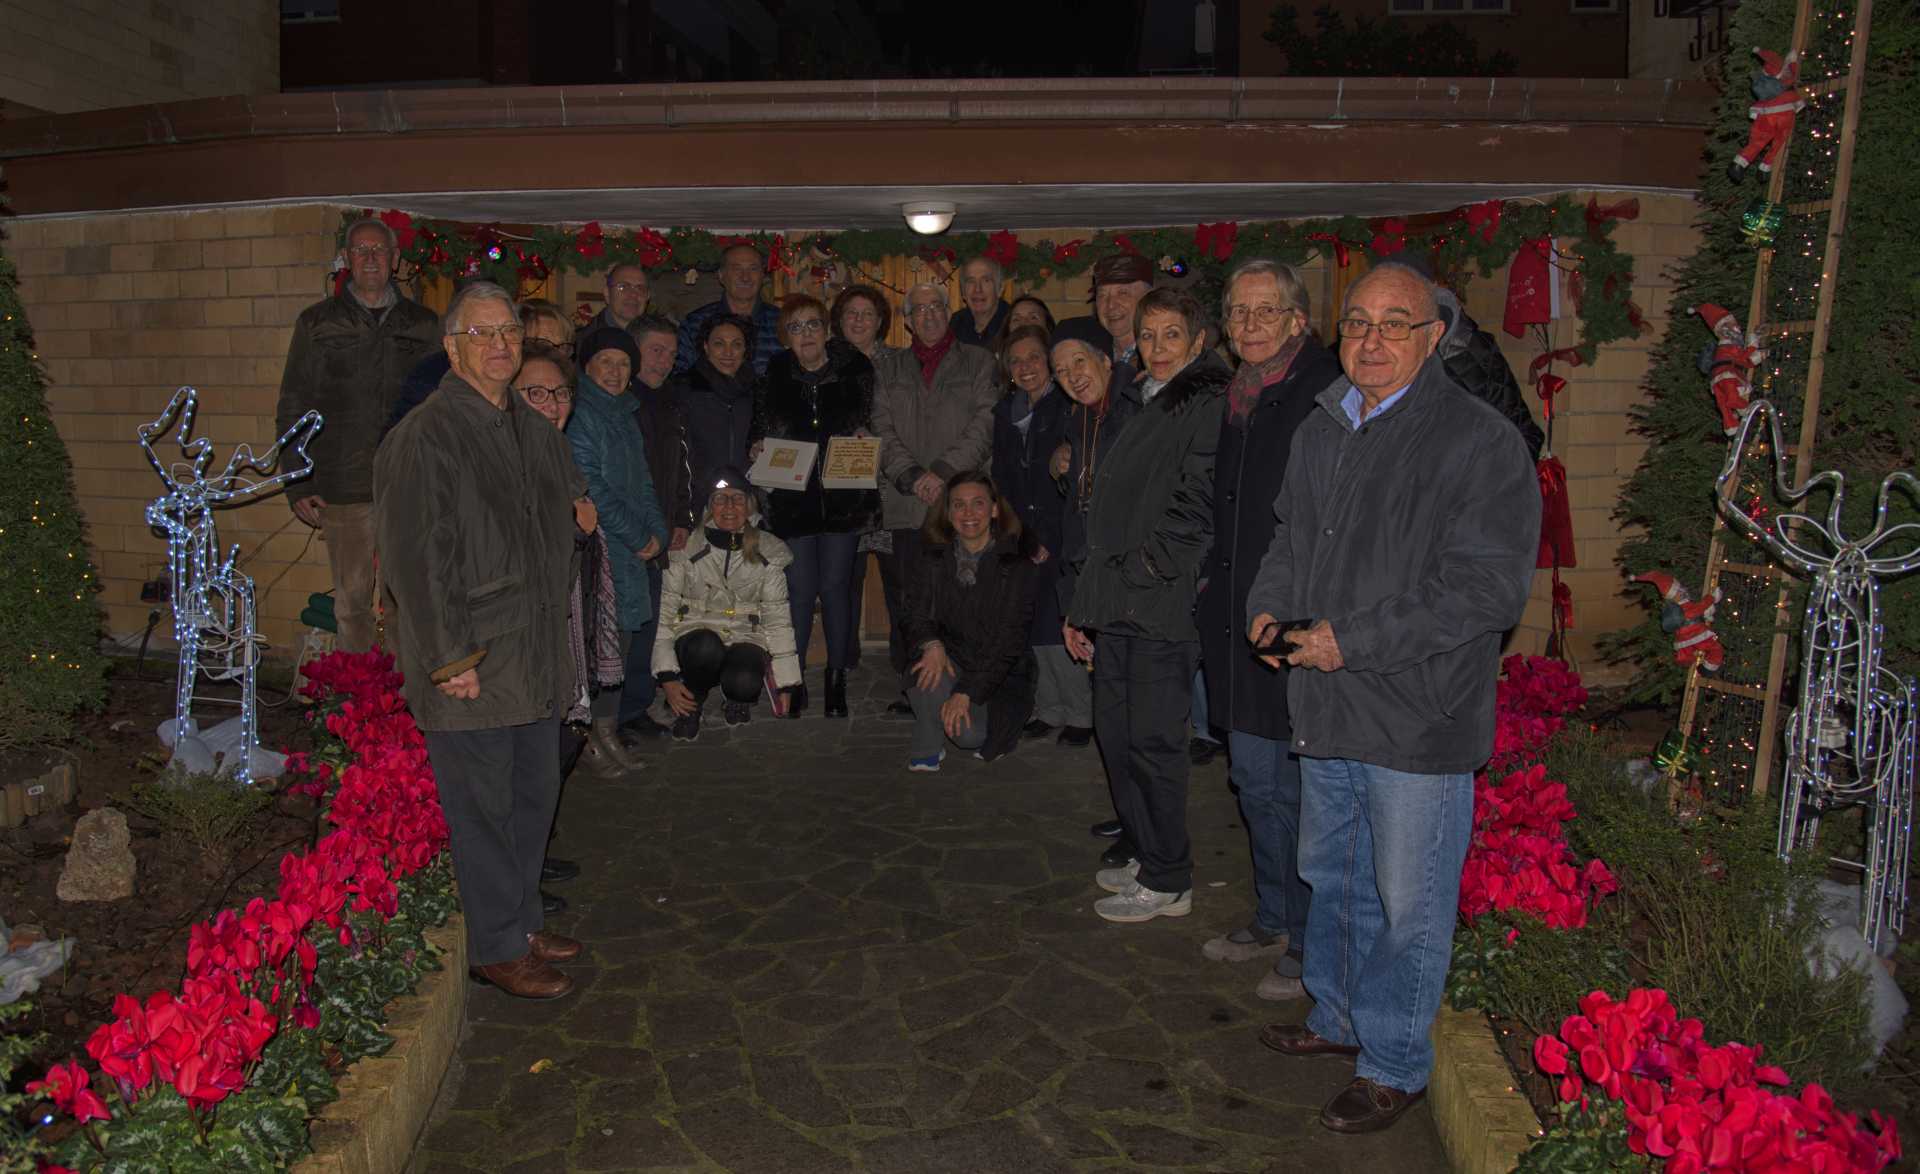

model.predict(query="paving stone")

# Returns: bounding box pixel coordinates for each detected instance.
[901,1063,973,1126]
[768,990,868,1026]
[645,993,739,1052]
[959,1066,1039,1117]
[899,971,1013,1032]
[937,845,1053,888]
[809,1008,917,1066]
[447,1060,510,1111]
[750,1052,850,1127]
[860,866,943,911]
[585,1077,662,1121]
[1056,1056,1185,1115]
[1002,1032,1073,1085]
[1023,1104,1118,1160]
[1142,988,1255,1036]
[422,1110,504,1155]
[1086,1020,1175,1060]
[563,991,642,1043]
[821,1064,910,1104]
[857,1117,1072,1174]
[570,1115,700,1170]
[1009,959,1134,1036]
[662,1047,747,1104]
[918,1004,1037,1071]
[1110,1122,1230,1165]
[675,1094,846,1172]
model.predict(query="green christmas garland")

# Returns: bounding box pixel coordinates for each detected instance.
[340,192,1645,362]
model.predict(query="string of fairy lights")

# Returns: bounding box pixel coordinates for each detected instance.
[1690,0,1858,804]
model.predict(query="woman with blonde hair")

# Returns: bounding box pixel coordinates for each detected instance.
[653,468,802,740]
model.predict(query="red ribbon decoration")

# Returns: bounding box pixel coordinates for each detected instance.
[1051,238,1086,264]
[1113,233,1140,255]
[1536,456,1577,570]
[1193,221,1239,261]
[1306,232,1350,268]
[767,233,794,278]
[572,221,605,259]
[1552,570,1575,631]
[633,228,672,268]
[1535,373,1567,422]
[378,209,417,252]
[1369,217,1408,256]
[1584,196,1640,239]
[1463,199,1504,243]
[984,230,1020,269]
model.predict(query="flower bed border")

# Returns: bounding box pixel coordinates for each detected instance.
[1430,1005,1539,1174]
[293,915,465,1174]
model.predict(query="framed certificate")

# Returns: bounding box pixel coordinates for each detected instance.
[748,439,818,491]
[822,436,880,489]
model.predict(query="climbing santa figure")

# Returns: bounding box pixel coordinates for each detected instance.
[1694,303,1766,435]
[1729,46,1804,183]
[1635,571,1725,674]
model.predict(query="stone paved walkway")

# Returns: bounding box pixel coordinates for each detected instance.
[410,669,1448,1173]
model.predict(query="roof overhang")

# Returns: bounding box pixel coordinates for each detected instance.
[0,77,1715,226]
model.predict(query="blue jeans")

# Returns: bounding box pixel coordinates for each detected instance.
[1299,758,1474,1094]
[618,562,664,723]
[1228,732,1309,944]
[1191,668,1221,744]
[786,531,860,672]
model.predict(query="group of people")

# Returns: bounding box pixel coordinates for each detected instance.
[275,216,1543,1136]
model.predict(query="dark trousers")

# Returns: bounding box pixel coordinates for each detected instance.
[878,527,922,673]
[785,530,859,672]
[1092,633,1198,894]
[677,629,766,703]
[423,715,562,966]
[618,562,665,723]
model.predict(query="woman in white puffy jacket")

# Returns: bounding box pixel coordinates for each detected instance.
[653,467,803,739]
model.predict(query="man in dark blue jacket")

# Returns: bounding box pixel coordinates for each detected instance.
[1246,263,1538,1135]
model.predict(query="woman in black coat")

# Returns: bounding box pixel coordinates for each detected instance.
[672,313,759,522]
[752,293,878,719]
[989,324,1084,745]
[1194,260,1344,984]
[899,472,1038,770]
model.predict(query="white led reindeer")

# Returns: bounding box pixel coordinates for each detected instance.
[1717,399,1920,954]
[137,387,323,784]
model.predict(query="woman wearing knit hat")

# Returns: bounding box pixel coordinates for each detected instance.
[567,327,669,776]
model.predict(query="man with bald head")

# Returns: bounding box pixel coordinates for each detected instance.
[1243,262,1539,1134]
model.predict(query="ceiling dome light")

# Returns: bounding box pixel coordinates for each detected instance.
[902,202,956,235]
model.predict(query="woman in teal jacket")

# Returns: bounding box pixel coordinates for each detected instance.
[568,328,668,775]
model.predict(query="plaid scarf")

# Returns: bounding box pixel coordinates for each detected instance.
[1227,333,1306,423]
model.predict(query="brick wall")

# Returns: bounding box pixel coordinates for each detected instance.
[1458,189,1700,682]
[9,195,1694,678]
[10,204,348,660]
[0,0,277,115]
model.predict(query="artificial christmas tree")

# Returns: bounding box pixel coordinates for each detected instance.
[1612,0,1918,711]
[0,222,109,749]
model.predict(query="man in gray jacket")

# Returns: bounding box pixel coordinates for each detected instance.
[375,282,587,1001]
[872,282,998,678]
[1245,263,1538,1134]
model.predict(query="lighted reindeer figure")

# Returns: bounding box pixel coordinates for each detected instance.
[137,387,324,784]
[1717,398,1920,954]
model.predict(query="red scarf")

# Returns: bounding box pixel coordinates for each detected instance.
[911,331,955,387]
[1226,333,1305,422]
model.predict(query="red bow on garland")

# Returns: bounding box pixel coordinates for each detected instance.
[633,227,672,268]
[1113,234,1140,255]
[1462,199,1503,244]
[1306,232,1350,268]
[767,234,794,278]
[1536,456,1576,570]
[1584,196,1640,239]
[1194,221,1239,261]
[1528,347,1585,424]
[512,245,549,286]
[378,209,417,252]
[572,222,606,259]
[1051,239,1086,264]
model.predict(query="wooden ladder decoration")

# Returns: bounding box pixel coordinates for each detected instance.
[1672,0,1875,800]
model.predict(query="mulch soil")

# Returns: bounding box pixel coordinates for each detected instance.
[1,664,319,1079]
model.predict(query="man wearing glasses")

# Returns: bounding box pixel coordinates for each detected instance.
[871,283,999,682]
[375,283,588,1000]
[1244,262,1539,1134]
[577,263,652,351]
[276,216,440,652]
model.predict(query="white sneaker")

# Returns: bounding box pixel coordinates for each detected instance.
[1095,861,1141,893]
[1095,884,1192,923]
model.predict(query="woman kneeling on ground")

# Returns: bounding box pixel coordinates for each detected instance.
[899,472,1039,771]
[652,469,802,740]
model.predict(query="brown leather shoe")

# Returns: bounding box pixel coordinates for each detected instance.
[527,930,582,963]
[1259,1023,1361,1057]
[1320,1077,1426,1133]
[469,954,574,1000]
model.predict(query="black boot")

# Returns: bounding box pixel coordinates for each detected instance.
[785,682,809,718]
[824,669,848,718]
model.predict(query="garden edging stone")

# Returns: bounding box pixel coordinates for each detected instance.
[1430,1004,1539,1174]
[295,914,467,1174]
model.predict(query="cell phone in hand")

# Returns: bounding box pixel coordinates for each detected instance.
[1252,618,1312,654]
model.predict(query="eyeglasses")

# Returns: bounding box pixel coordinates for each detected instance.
[450,324,526,345]
[1335,317,1437,341]
[908,303,948,317]
[348,245,392,259]
[1225,305,1296,326]
[841,307,878,322]
[610,281,647,295]
[518,385,572,406]
[785,320,825,336]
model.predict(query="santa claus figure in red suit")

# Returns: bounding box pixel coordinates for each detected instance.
[1635,571,1726,674]
[1694,303,1766,434]
[1730,47,1804,183]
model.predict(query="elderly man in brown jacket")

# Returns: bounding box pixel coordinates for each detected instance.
[374,281,587,1000]
[871,281,999,686]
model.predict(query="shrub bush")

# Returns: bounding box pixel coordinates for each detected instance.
[122,771,273,880]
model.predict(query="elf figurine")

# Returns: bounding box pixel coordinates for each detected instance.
[1729,47,1805,183]
[1635,571,1726,674]
[1694,303,1766,434]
